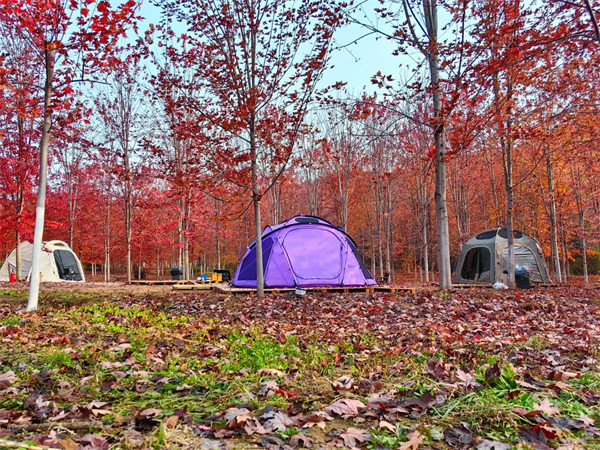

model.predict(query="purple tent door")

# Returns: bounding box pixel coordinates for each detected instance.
[232,215,376,288]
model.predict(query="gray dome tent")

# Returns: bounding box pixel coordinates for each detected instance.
[454,228,551,284]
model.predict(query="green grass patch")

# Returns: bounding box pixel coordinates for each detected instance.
[0,315,21,326]
[0,289,28,298]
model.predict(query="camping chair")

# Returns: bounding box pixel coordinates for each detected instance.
[377,271,390,285]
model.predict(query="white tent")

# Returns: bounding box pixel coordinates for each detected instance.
[0,240,85,282]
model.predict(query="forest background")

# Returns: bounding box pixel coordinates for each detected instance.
[0,0,599,289]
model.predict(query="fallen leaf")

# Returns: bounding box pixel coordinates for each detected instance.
[58,437,79,450]
[332,375,354,390]
[426,358,448,380]
[456,368,475,383]
[400,430,423,450]
[258,368,285,377]
[477,439,511,450]
[303,411,333,430]
[224,407,251,422]
[324,399,365,416]
[258,380,279,397]
[86,401,109,409]
[201,438,227,449]
[77,433,109,450]
[163,414,179,428]
[263,411,292,432]
[140,408,163,417]
[0,370,16,389]
[577,413,595,427]
[519,426,552,450]
[444,422,472,446]
[378,420,396,432]
[485,363,500,384]
[339,427,372,448]
[534,398,560,416]
[123,429,145,446]
[289,433,313,448]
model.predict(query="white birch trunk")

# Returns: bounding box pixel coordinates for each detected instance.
[27,44,55,311]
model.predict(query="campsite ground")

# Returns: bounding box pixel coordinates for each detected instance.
[1,278,600,450]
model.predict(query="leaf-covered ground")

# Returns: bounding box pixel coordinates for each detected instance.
[1,283,600,450]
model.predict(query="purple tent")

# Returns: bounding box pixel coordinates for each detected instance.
[232,215,377,288]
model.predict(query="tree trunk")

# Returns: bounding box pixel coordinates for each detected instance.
[506,184,515,288]
[27,43,55,311]
[216,199,222,270]
[125,150,132,283]
[68,179,78,250]
[269,180,282,225]
[253,192,264,296]
[16,233,21,281]
[371,228,376,276]
[503,125,515,289]
[424,0,452,290]
[375,183,384,278]
[104,184,112,282]
[497,74,515,288]
[422,203,429,283]
[577,205,588,284]
[582,233,588,284]
[177,198,183,270]
[546,151,561,283]
[251,116,264,297]
[183,197,190,280]
[15,113,27,280]
[560,216,568,282]
[483,150,500,227]
[126,203,132,283]
[572,167,587,284]
[306,164,319,216]
[385,187,392,275]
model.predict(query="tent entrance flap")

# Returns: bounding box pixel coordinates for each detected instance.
[236,237,274,281]
[460,247,491,281]
[54,250,83,281]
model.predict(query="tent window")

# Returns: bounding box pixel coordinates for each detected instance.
[294,217,320,224]
[476,230,497,240]
[498,228,524,239]
[237,237,273,281]
[53,250,83,281]
[460,247,491,280]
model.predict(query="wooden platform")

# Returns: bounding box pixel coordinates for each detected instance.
[208,285,415,295]
[130,280,218,287]
[172,283,217,291]
[452,283,494,289]
[131,272,223,287]
[452,283,558,289]
[130,280,193,286]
